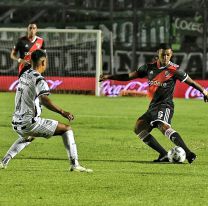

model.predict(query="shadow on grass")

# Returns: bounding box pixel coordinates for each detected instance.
[10,157,207,177]
[16,156,172,164]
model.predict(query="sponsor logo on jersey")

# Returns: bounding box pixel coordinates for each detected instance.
[148,80,167,88]
[36,43,41,49]
[24,51,32,56]
[165,70,171,77]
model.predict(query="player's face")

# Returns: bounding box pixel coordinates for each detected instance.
[27,24,37,38]
[158,49,173,66]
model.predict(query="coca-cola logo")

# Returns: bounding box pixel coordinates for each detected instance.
[9,79,63,91]
[185,86,208,99]
[101,80,148,96]
[174,17,203,33]
[46,80,63,89]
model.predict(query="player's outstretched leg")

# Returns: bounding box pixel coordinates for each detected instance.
[159,124,197,164]
[61,129,93,173]
[144,134,169,162]
[0,136,34,169]
[135,119,169,162]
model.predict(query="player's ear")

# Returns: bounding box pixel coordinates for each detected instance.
[41,60,45,66]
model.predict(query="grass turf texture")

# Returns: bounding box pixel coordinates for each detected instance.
[0,92,208,206]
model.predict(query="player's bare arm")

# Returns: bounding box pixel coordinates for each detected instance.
[39,95,74,121]
[185,76,208,102]
[99,71,139,82]
[10,49,21,62]
[10,49,30,65]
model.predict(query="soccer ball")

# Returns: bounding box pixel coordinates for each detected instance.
[167,146,186,163]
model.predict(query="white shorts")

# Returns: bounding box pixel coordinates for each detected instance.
[13,117,58,139]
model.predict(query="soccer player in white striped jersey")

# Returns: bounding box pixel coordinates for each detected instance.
[0,49,92,173]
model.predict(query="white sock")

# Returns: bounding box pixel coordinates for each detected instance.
[2,136,32,166]
[62,130,79,166]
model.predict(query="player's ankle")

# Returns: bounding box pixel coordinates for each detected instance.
[71,159,79,167]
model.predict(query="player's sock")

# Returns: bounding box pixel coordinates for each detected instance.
[165,128,191,154]
[2,154,12,166]
[2,136,32,166]
[62,130,79,166]
[140,133,167,156]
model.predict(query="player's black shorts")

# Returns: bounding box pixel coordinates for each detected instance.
[139,103,174,127]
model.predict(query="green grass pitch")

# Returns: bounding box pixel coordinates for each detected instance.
[0,92,208,206]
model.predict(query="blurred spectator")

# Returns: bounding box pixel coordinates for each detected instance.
[195,36,203,51]
[181,35,205,52]
[143,0,157,8]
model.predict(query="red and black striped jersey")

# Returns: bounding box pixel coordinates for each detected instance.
[136,60,188,108]
[14,35,45,76]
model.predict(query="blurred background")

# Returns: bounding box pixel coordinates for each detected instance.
[0,0,207,80]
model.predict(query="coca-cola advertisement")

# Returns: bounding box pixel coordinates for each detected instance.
[100,79,208,100]
[0,76,95,92]
[101,79,148,97]
[1,76,208,99]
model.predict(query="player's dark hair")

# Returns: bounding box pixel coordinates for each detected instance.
[31,49,46,66]
[157,43,172,50]
[28,22,37,26]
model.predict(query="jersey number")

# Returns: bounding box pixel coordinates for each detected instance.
[16,88,23,111]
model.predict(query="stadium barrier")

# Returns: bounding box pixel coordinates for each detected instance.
[1,76,208,99]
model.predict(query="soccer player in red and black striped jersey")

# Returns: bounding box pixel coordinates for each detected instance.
[10,23,45,77]
[100,43,208,164]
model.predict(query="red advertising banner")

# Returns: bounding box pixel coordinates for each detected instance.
[100,79,208,100]
[1,76,208,99]
[0,76,95,91]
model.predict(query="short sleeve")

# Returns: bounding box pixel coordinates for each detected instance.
[41,40,46,50]
[136,64,148,78]
[174,70,189,82]
[35,77,50,97]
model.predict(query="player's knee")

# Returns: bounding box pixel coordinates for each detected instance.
[134,126,143,135]
[134,122,142,134]
[54,123,72,136]
[157,122,170,134]
[134,126,138,135]
[62,125,72,135]
[65,125,71,131]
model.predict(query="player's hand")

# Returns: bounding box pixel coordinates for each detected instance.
[18,58,30,65]
[203,89,208,102]
[23,59,31,65]
[99,74,111,82]
[61,111,74,121]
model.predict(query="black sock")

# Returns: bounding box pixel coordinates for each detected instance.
[169,132,191,154]
[143,134,167,156]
